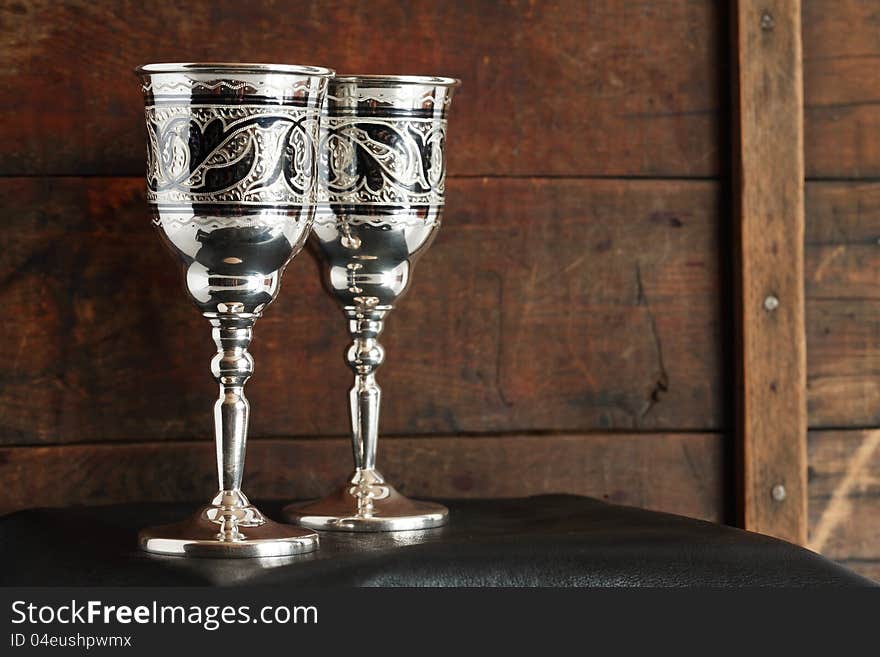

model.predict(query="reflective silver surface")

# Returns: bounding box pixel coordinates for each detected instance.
[284,74,459,532]
[286,469,448,532]
[139,493,317,558]
[136,62,333,557]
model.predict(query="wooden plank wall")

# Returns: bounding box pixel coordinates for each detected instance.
[802,1,880,580]
[0,0,876,580]
[0,1,729,528]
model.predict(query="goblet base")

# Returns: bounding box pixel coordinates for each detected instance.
[283,470,448,532]
[139,504,319,558]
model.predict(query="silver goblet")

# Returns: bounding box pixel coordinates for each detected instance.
[135,63,333,557]
[284,74,460,531]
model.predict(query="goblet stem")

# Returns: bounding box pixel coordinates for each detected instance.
[210,315,254,494]
[350,373,380,471]
[282,301,448,530]
[139,308,320,555]
[207,314,263,539]
[345,307,386,472]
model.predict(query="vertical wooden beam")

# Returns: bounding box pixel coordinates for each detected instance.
[732,0,807,544]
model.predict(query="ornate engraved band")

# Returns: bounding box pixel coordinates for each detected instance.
[318,116,447,206]
[140,69,328,108]
[145,104,320,206]
[150,207,311,230]
[326,87,452,114]
[142,79,322,102]
[312,205,443,228]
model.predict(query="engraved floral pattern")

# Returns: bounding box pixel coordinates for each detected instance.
[319,117,447,206]
[145,105,320,205]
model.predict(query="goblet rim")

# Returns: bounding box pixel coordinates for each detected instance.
[135,62,335,77]
[332,74,461,87]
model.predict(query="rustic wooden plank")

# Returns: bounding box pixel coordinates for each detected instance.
[807,300,880,428]
[803,0,880,178]
[0,433,726,521]
[0,0,723,177]
[805,182,880,428]
[808,430,880,583]
[0,177,724,444]
[732,0,807,543]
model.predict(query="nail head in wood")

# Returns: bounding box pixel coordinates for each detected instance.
[771,484,787,502]
[763,295,779,312]
[760,11,775,31]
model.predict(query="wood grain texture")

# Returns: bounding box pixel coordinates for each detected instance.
[0,0,723,177]
[0,433,726,521]
[805,182,880,429]
[9,0,880,180]
[803,0,880,178]
[0,177,724,444]
[808,430,880,582]
[733,0,807,543]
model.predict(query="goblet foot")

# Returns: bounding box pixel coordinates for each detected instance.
[139,493,319,558]
[283,469,448,532]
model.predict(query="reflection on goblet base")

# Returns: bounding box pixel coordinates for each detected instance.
[283,469,448,532]
[139,501,319,558]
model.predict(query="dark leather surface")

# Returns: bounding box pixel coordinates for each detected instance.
[0,495,873,587]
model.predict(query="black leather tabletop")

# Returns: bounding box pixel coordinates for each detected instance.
[0,495,873,587]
